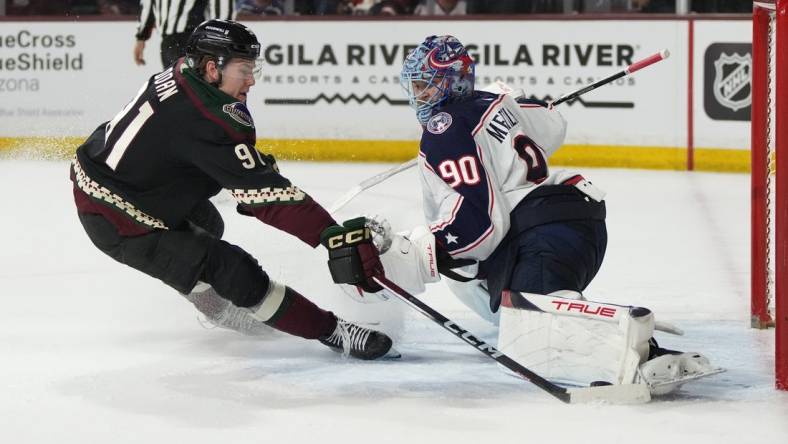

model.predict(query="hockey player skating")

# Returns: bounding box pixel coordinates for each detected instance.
[70,20,394,361]
[330,35,721,394]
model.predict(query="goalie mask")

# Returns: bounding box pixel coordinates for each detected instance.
[185,19,263,81]
[400,35,475,125]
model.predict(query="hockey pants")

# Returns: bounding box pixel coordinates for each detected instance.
[77,201,270,308]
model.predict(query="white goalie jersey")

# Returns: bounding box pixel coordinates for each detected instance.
[376,90,579,298]
[418,90,573,262]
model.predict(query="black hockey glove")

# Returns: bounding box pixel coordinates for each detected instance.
[320,217,383,293]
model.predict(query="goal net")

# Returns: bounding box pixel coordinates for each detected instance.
[751,0,787,390]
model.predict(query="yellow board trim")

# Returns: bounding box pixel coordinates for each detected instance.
[0,136,752,173]
[692,147,753,173]
[0,137,85,160]
[256,139,420,162]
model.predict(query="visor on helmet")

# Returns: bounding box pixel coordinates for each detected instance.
[220,57,263,81]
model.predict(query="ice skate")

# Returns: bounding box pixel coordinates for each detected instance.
[319,319,400,360]
[635,338,724,395]
[185,283,275,336]
[638,349,725,396]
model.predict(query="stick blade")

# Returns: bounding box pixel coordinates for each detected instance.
[567,384,651,404]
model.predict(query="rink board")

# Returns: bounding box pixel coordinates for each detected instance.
[0,17,752,171]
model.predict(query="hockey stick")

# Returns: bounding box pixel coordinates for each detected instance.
[328,158,417,214]
[552,49,670,106]
[327,49,671,214]
[373,275,651,404]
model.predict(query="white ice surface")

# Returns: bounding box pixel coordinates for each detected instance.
[0,160,786,443]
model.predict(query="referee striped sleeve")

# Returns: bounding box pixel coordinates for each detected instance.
[135,0,155,40]
[210,0,236,20]
[137,0,236,38]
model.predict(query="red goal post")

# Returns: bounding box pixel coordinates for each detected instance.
[751,0,787,390]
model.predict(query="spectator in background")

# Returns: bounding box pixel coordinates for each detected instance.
[692,0,752,13]
[6,0,61,14]
[368,0,417,15]
[7,0,98,14]
[237,0,284,15]
[299,0,357,14]
[474,0,563,13]
[413,0,469,15]
[579,0,633,13]
[631,0,675,12]
[98,0,140,14]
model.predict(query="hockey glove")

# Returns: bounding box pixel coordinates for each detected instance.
[320,217,383,292]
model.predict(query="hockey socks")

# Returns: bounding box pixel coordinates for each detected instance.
[249,281,396,359]
[249,281,337,339]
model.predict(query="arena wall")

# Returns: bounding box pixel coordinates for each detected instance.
[0,16,752,171]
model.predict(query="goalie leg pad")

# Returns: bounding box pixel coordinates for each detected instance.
[498,292,654,386]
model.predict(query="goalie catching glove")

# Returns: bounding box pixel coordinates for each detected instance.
[320,217,384,292]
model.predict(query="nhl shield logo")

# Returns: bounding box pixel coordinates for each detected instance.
[712,52,752,112]
[427,112,453,134]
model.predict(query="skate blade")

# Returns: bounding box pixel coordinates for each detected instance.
[649,367,726,396]
[381,347,401,360]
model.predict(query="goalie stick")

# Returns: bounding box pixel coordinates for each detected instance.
[373,275,651,404]
[328,49,671,214]
[552,49,670,106]
[328,158,417,214]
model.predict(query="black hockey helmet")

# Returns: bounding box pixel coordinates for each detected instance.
[185,19,261,66]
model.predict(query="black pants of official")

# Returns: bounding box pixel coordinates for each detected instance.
[160,32,191,68]
[77,200,270,308]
